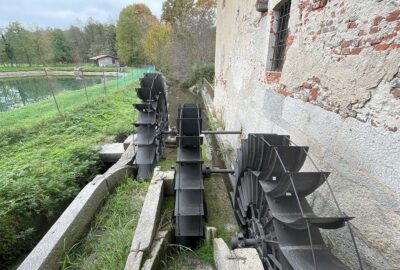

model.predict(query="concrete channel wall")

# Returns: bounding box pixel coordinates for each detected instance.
[18,143,136,270]
[125,168,175,270]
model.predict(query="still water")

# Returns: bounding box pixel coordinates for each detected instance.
[0,76,112,112]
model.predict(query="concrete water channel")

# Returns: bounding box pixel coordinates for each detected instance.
[159,86,239,268]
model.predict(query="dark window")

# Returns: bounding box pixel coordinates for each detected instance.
[271,1,291,71]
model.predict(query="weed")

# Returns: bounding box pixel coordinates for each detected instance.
[61,178,149,270]
[206,110,225,131]
[161,242,214,270]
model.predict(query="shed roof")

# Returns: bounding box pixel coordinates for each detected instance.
[89,55,119,60]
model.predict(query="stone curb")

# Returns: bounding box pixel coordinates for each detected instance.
[125,168,175,270]
[99,143,125,163]
[213,238,263,270]
[18,142,136,270]
[141,230,172,270]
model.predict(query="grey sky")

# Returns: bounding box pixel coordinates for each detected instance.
[0,0,164,29]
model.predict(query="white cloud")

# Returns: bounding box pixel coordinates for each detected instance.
[0,0,164,29]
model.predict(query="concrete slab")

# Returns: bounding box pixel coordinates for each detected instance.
[99,143,125,163]
[214,238,237,270]
[205,226,217,245]
[213,238,263,270]
[124,135,134,150]
[110,142,136,170]
[106,143,136,189]
[234,248,264,269]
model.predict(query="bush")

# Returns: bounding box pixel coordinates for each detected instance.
[183,62,215,88]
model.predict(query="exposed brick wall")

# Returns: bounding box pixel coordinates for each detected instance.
[264,0,400,132]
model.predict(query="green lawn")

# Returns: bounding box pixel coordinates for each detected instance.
[0,69,145,268]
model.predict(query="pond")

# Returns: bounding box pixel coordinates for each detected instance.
[0,76,113,112]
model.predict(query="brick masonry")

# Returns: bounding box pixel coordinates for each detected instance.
[214,0,400,269]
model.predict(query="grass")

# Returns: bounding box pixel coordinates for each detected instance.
[0,69,145,268]
[0,65,130,73]
[61,178,149,270]
[161,242,214,270]
[202,144,237,244]
[159,147,177,171]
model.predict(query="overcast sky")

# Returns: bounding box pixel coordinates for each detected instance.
[0,0,164,29]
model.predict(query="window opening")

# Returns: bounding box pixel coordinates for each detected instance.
[270,1,291,71]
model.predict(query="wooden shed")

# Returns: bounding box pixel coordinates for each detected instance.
[89,55,119,67]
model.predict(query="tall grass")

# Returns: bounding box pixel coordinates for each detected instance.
[62,179,149,270]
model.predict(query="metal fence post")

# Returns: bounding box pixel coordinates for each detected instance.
[44,68,62,115]
[103,66,107,95]
[81,70,88,102]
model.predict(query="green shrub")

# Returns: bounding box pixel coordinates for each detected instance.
[183,62,215,88]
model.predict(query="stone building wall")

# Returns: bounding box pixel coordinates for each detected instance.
[214,0,400,269]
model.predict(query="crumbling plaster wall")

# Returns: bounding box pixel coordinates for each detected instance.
[214,0,400,269]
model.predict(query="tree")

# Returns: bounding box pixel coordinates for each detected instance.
[4,22,35,66]
[66,26,86,63]
[161,0,194,25]
[65,19,117,63]
[103,24,117,56]
[141,23,171,71]
[116,4,157,65]
[51,29,72,63]
[32,27,54,65]
[1,34,15,66]
[159,0,216,83]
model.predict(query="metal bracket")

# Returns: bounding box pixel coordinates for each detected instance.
[203,166,235,178]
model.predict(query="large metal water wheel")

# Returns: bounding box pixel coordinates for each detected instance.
[230,134,355,269]
[133,73,168,179]
[174,104,205,246]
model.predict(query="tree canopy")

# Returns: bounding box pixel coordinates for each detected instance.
[141,23,171,71]
[156,0,216,84]
[161,0,194,24]
[116,4,157,65]
[0,19,117,66]
[52,29,72,63]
